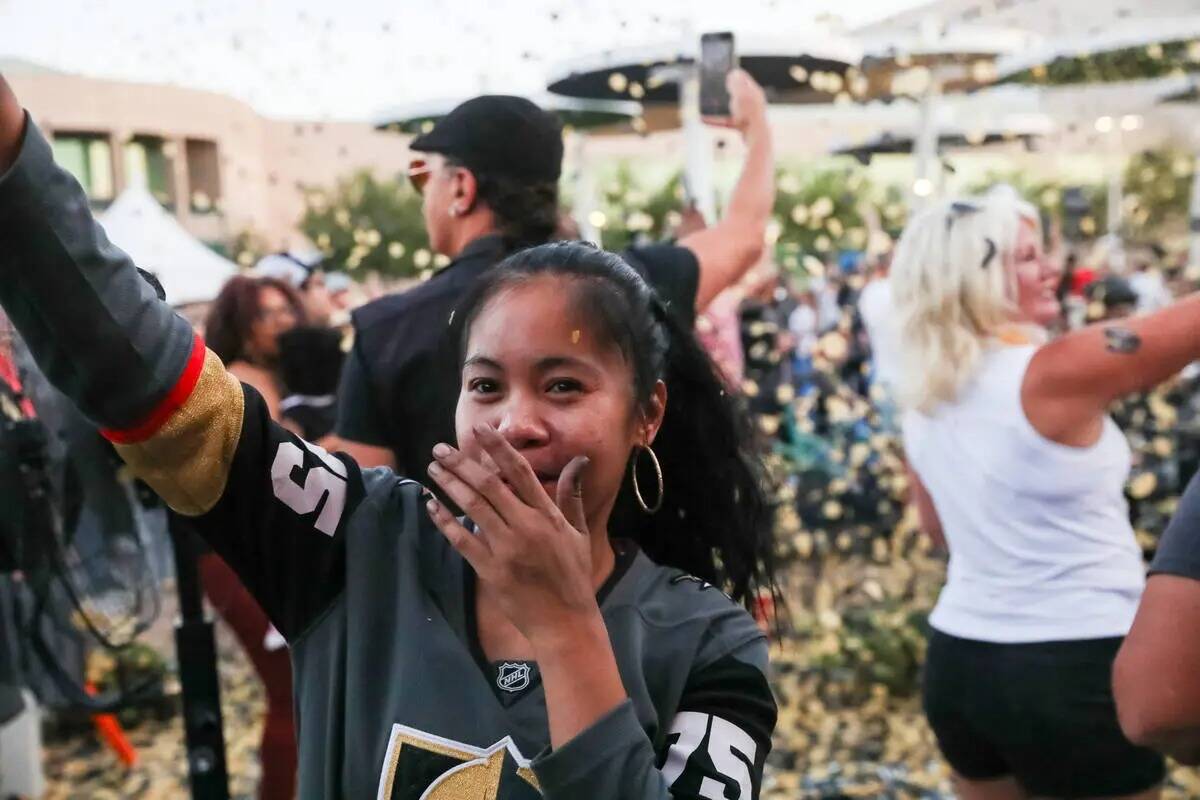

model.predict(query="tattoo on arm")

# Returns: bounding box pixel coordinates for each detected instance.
[1104,326,1142,354]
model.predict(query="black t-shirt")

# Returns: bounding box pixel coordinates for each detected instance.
[336,237,700,479]
[1150,469,1200,579]
[621,243,701,330]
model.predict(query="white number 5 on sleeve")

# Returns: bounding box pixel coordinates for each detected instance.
[660,711,757,799]
[270,440,348,536]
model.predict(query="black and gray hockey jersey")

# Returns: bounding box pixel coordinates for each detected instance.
[0,116,777,799]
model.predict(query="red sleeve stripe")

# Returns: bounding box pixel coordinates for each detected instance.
[101,333,207,444]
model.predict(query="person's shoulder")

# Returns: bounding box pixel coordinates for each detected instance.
[348,469,431,541]
[351,275,464,336]
[618,554,765,667]
[227,359,270,379]
[227,360,279,398]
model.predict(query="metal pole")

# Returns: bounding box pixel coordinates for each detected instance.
[911,80,941,209]
[680,69,717,224]
[570,132,601,246]
[168,513,230,800]
[1107,129,1125,272]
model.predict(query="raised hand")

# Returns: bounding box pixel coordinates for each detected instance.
[703,68,768,136]
[424,423,597,648]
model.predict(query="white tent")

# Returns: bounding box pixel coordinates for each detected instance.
[99,187,237,306]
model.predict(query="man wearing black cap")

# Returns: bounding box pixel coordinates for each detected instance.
[337,72,774,473]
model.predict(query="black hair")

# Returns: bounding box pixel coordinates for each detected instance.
[449,158,558,250]
[455,241,779,612]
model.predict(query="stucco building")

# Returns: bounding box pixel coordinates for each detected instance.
[3,59,414,255]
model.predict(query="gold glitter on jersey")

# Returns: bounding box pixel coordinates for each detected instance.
[115,348,243,516]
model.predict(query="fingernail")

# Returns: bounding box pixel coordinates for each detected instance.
[473,423,492,437]
[432,443,452,458]
[426,498,440,515]
[427,462,442,476]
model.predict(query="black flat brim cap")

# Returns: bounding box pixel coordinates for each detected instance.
[410,95,564,183]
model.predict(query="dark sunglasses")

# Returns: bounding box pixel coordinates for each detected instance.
[945,201,997,270]
[407,159,433,194]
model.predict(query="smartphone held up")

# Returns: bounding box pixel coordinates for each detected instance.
[699,32,736,118]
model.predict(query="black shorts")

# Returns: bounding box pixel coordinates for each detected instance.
[923,629,1165,798]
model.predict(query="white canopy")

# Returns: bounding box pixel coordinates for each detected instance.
[99,187,237,306]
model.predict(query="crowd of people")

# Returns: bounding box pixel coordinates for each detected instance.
[6,57,1200,800]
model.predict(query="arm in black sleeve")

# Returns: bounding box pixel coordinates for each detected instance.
[1150,469,1200,579]
[196,383,363,640]
[0,113,194,430]
[0,114,362,640]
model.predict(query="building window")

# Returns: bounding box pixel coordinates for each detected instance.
[51,133,114,204]
[185,139,222,214]
[124,135,176,208]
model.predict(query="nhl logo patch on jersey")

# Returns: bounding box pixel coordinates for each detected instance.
[497,662,532,693]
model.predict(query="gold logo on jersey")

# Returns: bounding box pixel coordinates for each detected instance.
[376,724,542,799]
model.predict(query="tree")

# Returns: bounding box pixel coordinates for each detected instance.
[299,170,435,278]
[592,165,685,251]
[772,162,878,280]
[965,170,1109,239]
[1122,148,1193,244]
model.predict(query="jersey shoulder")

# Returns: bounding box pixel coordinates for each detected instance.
[616,553,767,671]
[351,470,452,558]
[354,467,430,522]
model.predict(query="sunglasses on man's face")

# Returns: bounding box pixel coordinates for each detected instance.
[408,159,433,194]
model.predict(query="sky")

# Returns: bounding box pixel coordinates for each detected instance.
[0,0,926,120]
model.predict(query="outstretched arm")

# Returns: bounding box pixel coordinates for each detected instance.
[1023,293,1200,446]
[679,70,774,311]
[0,75,362,641]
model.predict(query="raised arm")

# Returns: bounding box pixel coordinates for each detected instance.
[1022,293,1200,446]
[0,75,199,446]
[679,70,774,311]
[0,75,362,641]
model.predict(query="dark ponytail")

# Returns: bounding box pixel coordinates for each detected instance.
[456,241,778,612]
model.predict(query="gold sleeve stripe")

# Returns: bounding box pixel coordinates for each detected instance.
[114,348,244,516]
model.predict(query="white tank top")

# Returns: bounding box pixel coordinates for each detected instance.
[902,343,1145,643]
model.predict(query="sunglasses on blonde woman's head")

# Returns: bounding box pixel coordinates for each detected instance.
[407,159,433,194]
[945,201,998,270]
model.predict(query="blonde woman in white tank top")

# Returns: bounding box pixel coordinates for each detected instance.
[890,193,1200,800]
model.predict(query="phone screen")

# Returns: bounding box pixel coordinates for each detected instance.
[699,32,736,117]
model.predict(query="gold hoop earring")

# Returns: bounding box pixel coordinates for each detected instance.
[631,445,664,514]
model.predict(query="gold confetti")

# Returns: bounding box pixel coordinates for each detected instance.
[1129,471,1158,499]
